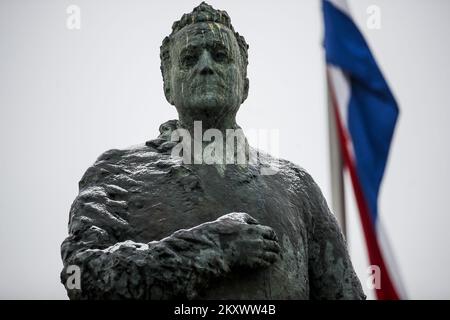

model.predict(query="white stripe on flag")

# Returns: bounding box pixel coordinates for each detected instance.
[327,65,356,162]
[327,65,350,127]
[376,220,408,299]
[326,0,352,17]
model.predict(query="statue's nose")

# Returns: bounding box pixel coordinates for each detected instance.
[197,50,215,75]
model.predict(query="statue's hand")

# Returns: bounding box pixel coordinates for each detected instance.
[173,212,281,270]
[216,213,281,269]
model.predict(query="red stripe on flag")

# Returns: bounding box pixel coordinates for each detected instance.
[327,70,400,300]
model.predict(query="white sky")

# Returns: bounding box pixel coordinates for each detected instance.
[0,0,449,299]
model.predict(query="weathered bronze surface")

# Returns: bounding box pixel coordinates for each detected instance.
[61,2,365,300]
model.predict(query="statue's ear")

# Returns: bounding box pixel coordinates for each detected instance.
[241,78,249,103]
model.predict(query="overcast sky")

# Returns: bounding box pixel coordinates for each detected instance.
[0,0,449,299]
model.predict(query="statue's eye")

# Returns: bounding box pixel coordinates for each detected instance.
[181,54,197,67]
[213,51,228,63]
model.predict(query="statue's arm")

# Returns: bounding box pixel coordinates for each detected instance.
[61,214,228,300]
[302,173,366,300]
[61,185,280,299]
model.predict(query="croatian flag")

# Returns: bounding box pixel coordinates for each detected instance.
[323,0,405,299]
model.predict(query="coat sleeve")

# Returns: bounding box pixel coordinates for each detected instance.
[60,150,230,300]
[301,171,366,300]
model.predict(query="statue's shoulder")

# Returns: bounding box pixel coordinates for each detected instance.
[277,156,324,199]
[77,120,180,190]
[78,143,164,189]
[258,151,334,232]
[254,149,313,186]
[95,143,158,163]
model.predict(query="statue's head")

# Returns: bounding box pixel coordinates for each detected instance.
[160,2,249,122]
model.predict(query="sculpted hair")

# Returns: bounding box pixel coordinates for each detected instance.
[160,2,249,101]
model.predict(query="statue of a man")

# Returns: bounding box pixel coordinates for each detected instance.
[61,2,365,300]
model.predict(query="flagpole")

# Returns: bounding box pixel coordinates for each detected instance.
[327,71,347,239]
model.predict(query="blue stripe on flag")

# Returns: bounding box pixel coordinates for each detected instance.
[323,0,399,224]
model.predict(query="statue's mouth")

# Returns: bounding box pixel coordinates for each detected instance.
[193,79,227,94]
[192,74,226,86]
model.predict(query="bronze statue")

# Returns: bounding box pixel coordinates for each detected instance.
[60,2,365,299]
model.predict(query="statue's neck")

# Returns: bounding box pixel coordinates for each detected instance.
[177,112,239,135]
[156,116,251,167]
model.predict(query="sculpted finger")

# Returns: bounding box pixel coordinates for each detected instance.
[259,226,278,241]
[261,252,280,264]
[248,257,271,269]
[263,239,281,253]
[231,212,259,225]
[242,213,259,225]
[218,212,259,225]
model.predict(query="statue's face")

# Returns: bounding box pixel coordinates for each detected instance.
[167,22,248,117]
